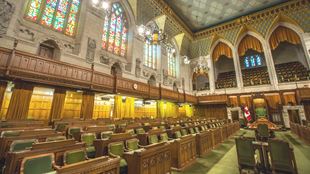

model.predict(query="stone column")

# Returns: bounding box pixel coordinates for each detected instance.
[232,47,243,89]
[262,40,279,89]
[207,55,215,93]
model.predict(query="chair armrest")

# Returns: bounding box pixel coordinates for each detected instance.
[109,153,120,158]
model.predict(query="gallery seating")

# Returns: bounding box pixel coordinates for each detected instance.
[275,61,310,83]
[242,67,270,86]
[216,71,237,89]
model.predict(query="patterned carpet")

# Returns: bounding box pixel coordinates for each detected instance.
[173,129,310,174]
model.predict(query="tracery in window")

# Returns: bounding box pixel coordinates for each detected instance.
[244,54,263,68]
[168,49,177,77]
[25,0,81,36]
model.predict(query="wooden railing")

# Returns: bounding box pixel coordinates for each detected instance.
[0,47,196,103]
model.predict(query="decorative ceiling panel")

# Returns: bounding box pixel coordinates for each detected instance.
[164,0,288,32]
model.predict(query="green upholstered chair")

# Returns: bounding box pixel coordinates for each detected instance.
[126,138,140,151]
[181,129,188,136]
[64,149,87,165]
[0,130,21,138]
[101,131,113,140]
[160,133,170,142]
[67,127,81,139]
[54,123,68,132]
[189,128,195,134]
[108,142,127,174]
[268,139,298,174]
[81,133,96,158]
[159,125,166,131]
[46,136,66,142]
[107,124,116,131]
[125,129,135,135]
[135,128,145,134]
[194,127,200,133]
[10,139,37,152]
[256,124,269,141]
[20,153,56,174]
[148,134,159,144]
[235,137,258,173]
[174,131,182,139]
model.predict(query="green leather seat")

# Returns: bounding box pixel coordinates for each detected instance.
[108,142,127,174]
[148,134,159,144]
[46,136,66,142]
[194,127,200,133]
[101,131,113,140]
[21,153,56,174]
[159,125,166,131]
[175,131,182,139]
[10,139,37,152]
[126,138,140,151]
[54,123,68,132]
[189,128,195,134]
[160,133,170,142]
[64,149,87,165]
[0,130,21,138]
[81,133,96,158]
[235,137,258,173]
[67,127,81,139]
[126,129,135,135]
[135,128,145,134]
[181,129,188,136]
[268,139,298,174]
[256,124,269,141]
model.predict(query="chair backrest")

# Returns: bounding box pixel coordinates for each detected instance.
[10,139,37,152]
[0,130,21,138]
[68,127,81,137]
[126,138,139,151]
[81,133,96,147]
[268,140,296,173]
[181,129,188,136]
[46,136,66,142]
[64,149,87,165]
[148,134,159,144]
[159,125,166,131]
[160,133,169,142]
[55,123,68,132]
[175,131,182,139]
[108,141,124,157]
[257,124,269,138]
[126,129,135,135]
[21,153,55,174]
[135,128,145,134]
[189,128,195,134]
[235,137,256,167]
[101,131,113,140]
[194,127,200,133]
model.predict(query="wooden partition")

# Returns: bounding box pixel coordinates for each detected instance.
[195,130,213,157]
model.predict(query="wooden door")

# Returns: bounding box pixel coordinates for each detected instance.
[39,45,54,59]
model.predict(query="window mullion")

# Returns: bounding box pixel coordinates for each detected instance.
[38,0,47,23]
[51,0,61,30]
[63,0,73,34]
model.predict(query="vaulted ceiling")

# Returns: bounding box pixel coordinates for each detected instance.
[164,0,288,32]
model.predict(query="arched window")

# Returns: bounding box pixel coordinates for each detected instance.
[144,40,160,69]
[168,48,177,77]
[102,3,128,57]
[25,0,81,36]
[244,54,262,68]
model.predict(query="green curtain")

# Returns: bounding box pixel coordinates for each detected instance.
[6,83,34,120]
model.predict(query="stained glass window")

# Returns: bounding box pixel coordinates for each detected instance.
[25,0,81,36]
[102,3,128,57]
[168,49,177,77]
[144,40,160,69]
[244,54,263,68]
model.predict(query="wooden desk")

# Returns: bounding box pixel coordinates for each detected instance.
[196,130,213,157]
[123,142,172,174]
[170,135,196,171]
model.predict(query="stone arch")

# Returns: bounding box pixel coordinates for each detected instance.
[148,75,156,86]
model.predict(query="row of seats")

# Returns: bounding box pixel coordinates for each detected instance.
[215,71,237,89]
[0,119,239,174]
[242,67,270,86]
[290,122,310,144]
[275,61,310,83]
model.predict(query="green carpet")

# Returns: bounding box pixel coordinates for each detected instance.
[173,129,310,174]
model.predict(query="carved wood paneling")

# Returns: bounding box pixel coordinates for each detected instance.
[198,95,228,104]
[116,77,149,98]
[185,94,197,104]
[161,88,179,101]
[149,86,160,100]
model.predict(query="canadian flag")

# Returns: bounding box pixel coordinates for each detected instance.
[243,106,252,121]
